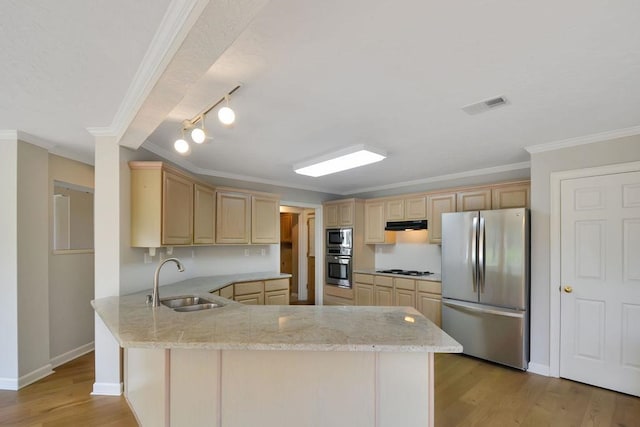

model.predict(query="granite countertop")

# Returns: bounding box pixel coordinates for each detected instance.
[354,269,442,282]
[92,272,461,354]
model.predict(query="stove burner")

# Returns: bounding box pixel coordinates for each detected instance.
[376,269,434,276]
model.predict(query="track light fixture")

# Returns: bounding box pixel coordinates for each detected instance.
[174,85,240,155]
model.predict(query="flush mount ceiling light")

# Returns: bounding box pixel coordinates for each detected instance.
[173,85,240,155]
[293,144,387,177]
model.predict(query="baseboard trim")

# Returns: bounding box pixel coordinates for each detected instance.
[527,362,551,377]
[0,377,18,391]
[50,342,95,368]
[92,382,124,396]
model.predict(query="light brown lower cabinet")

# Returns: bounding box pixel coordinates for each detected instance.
[324,285,354,306]
[212,279,289,305]
[264,278,290,305]
[374,276,394,306]
[219,285,234,300]
[416,281,442,327]
[354,273,442,325]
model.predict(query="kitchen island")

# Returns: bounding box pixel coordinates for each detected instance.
[92,272,462,427]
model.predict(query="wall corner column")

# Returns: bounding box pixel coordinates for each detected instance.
[93,136,123,395]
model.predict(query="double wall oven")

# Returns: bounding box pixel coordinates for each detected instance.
[325,228,352,288]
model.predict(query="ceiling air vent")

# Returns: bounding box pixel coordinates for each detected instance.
[462,96,508,115]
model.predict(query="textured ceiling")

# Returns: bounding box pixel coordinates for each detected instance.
[2,0,639,195]
[0,0,171,161]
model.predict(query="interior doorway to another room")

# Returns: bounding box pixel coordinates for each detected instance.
[280,206,316,305]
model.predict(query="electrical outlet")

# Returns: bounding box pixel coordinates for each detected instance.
[244,249,249,256]
[144,253,153,264]
[261,248,266,256]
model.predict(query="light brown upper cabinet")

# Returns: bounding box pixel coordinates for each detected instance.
[216,191,251,244]
[427,193,457,244]
[193,184,215,244]
[456,188,492,212]
[385,196,427,221]
[492,182,530,209]
[364,201,396,244]
[251,195,280,244]
[324,200,354,227]
[130,162,200,247]
[161,170,194,245]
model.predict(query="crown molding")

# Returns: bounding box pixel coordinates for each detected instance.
[525,125,640,154]
[87,0,207,140]
[141,141,336,194]
[142,141,532,196]
[347,161,531,195]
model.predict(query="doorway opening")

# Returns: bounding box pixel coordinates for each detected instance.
[280,205,317,305]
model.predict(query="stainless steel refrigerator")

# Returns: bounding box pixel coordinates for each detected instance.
[441,208,530,370]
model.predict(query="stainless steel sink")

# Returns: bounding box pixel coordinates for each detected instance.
[160,296,223,311]
[174,302,223,312]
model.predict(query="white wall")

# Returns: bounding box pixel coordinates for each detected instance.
[529,134,640,369]
[17,141,51,378]
[374,230,441,272]
[48,154,95,364]
[0,135,19,384]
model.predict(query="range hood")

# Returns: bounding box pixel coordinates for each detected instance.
[384,220,428,231]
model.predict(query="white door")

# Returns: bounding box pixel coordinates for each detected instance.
[560,170,640,396]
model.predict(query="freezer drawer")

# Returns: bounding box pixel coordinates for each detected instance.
[442,299,529,370]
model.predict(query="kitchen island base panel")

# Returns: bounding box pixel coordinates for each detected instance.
[124,348,433,427]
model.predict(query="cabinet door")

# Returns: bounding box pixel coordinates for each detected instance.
[405,196,427,220]
[265,290,289,305]
[193,184,215,244]
[375,286,393,306]
[338,202,354,226]
[355,282,374,306]
[364,201,386,244]
[385,199,404,221]
[162,171,193,245]
[427,193,456,244]
[216,191,250,244]
[456,188,491,212]
[252,195,279,244]
[394,288,416,308]
[492,183,530,209]
[235,293,264,305]
[324,205,339,227]
[417,292,442,327]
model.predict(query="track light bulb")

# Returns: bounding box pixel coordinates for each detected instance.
[174,138,190,154]
[191,127,206,144]
[218,106,235,125]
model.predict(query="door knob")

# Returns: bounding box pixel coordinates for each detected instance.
[563,286,573,293]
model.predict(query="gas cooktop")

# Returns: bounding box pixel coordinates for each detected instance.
[376,269,434,276]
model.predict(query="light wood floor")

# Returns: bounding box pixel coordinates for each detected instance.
[1,352,638,426]
[0,352,137,427]
[435,353,640,426]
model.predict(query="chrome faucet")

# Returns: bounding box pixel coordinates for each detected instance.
[152,257,185,307]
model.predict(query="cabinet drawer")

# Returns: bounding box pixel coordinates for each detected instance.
[353,273,374,284]
[325,285,354,299]
[394,278,415,291]
[417,280,441,294]
[235,281,264,296]
[374,275,393,287]
[323,294,354,306]
[265,278,289,292]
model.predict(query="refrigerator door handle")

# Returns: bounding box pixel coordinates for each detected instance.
[471,215,478,292]
[443,298,525,319]
[478,215,485,293]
